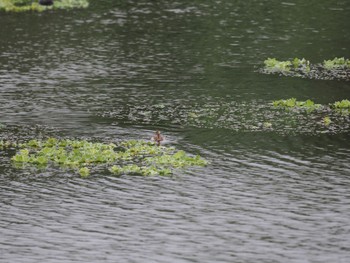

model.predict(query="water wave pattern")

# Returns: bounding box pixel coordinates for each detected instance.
[1,142,350,263]
[0,124,59,142]
[1,1,350,262]
[100,100,350,135]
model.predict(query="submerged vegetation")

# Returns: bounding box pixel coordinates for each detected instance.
[262,57,350,81]
[0,0,89,12]
[2,138,208,177]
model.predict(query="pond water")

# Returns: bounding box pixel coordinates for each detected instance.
[1,0,350,262]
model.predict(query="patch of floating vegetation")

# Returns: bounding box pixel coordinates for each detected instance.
[261,57,350,81]
[331,99,350,115]
[0,138,208,177]
[0,0,89,12]
[323,116,331,127]
[271,98,350,130]
[100,98,350,135]
[323,57,350,70]
[272,98,322,112]
[273,98,350,114]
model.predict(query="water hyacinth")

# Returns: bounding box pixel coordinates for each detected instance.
[8,138,208,177]
[332,99,350,109]
[263,122,272,129]
[272,98,321,112]
[331,99,350,115]
[262,57,350,81]
[272,98,350,118]
[263,58,292,72]
[109,164,171,176]
[323,116,331,126]
[79,167,90,177]
[0,0,89,12]
[0,140,17,148]
[144,150,208,168]
[323,57,350,69]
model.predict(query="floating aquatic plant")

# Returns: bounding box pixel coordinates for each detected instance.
[0,0,46,12]
[264,58,292,72]
[272,98,321,112]
[144,150,208,168]
[323,57,350,70]
[332,99,350,109]
[109,164,171,176]
[0,140,16,148]
[331,99,350,115]
[271,98,350,128]
[292,57,311,72]
[261,57,350,81]
[263,57,310,73]
[100,97,350,135]
[0,0,89,12]
[323,116,331,126]
[79,167,90,177]
[263,122,272,129]
[7,138,208,177]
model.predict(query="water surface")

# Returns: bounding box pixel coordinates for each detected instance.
[1,0,350,262]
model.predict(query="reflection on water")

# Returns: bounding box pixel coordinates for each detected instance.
[1,0,350,262]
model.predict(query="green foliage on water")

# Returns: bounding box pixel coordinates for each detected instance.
[272,98,350,119]
[79,167,90,177]
[264,58,292,72]
[272,98,321,112]
[323,57,350,70]
[109,165,171,177]
[0,0,88,12]
[331,99,350,115]
[323,116,331,126]
[332,99,350,109]
[264,57,311,73]
[263,122,272,129]
[6,138,208,177]
[262,57,350,81]
[145,150,208,168]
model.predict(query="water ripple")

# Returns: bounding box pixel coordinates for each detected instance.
[1,0,350,262]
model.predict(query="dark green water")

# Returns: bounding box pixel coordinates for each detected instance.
[1,1,350,262]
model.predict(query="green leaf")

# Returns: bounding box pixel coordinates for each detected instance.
[323,116,331,126]
[79,167,90,177]
[27,140,40,148]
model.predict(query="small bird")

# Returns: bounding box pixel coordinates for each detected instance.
[152,131,164,146]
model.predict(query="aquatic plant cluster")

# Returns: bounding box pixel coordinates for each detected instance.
[1,138,208,177]
[331,99,350,115]
[0,0,88,12]
[272,98,350,113]
[272,98,350,128]
[272,98,321,111]
[262,57,350,81]
[100,98,350,135]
